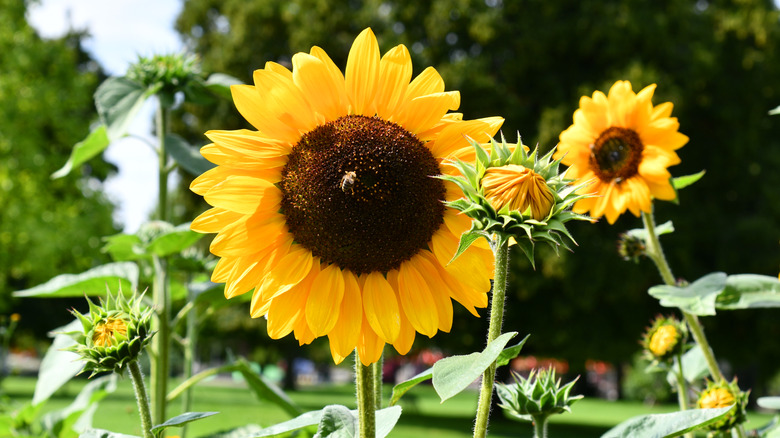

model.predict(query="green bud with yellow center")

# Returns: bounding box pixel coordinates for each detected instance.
[66,287,154,377]
[641,315,687,365]
[439,135,592,266]
[696,379,748,433]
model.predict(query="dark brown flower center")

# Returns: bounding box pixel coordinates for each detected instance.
[280,115,445,274]
[590,127,644,183]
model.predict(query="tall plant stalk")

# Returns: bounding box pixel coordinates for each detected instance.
[150,100,172,425]
[356,352,377,438]
[129,360,154,438]
[473,238,509,438]
[641,211,745,438]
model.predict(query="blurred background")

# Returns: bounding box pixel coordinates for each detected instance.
[2,0,780,404]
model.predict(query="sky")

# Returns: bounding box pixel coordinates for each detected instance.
[27,0,185,233]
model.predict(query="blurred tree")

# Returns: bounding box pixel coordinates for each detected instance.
[0,0,117,331]
[174,0,780,387]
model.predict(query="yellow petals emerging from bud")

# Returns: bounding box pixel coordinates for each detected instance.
[92,317,129,347]
[482,165,554,220]
[10,313,20,322]
[696,379,748,432]
[648,324,678,358]
[698,386,735,409]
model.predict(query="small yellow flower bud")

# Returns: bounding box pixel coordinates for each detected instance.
[10,313,20,322]
[481,164,554,220]
[648,324,678,357]
[696,379,748,432]
[698,387,735,409]
[92,317,129,347]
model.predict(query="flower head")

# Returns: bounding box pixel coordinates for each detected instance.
[697,379,748,432]
[641,315,687,363]
[190,28,503,365]
[440,136,591,266]
[66,288,154,376]
[555,81,688,224]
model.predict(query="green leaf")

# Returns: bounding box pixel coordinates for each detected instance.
[41,374,118,432]
[13,262,139,298]
[204,73,243,100]
[758,397,780,410]
[648,272,727,316]
[316,405,356,438]
[102,233,147,261]
[666,345,708,386]
[449,231,483,265]
[671,170,705,190]
[94,77,150,141]
[51,126,110,179]
[80,429,141,438]
[601,405,734,438]
[165,133,215,176]
[432,332,518,402]
[151,412,219,437]
[495,334,530,367]
[33,319,84,405]
[769,105,780,115]
[253,406,401,438]
[233,359,302,418]
[627,221,675,241]
[147,222,203,256]
[389,369,433,406]
[716,274,780,310]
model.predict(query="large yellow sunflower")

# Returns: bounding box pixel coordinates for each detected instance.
[190,28,503,365]
[555,80,688,224]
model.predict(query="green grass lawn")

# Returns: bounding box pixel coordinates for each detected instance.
[1,376,774,437]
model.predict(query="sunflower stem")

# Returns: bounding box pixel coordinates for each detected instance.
[150,98,171,426]
[641,211,726,385]
[373,352,383,409]
[532,415,549,438]
[128,360,154,438]
[356,351,376,438]
[674,355,694,438]
[473,237,509,438]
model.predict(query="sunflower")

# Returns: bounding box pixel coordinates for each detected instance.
[190,28,503,366]
[555,80,688,224]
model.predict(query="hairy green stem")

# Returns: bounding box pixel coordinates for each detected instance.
[641,212,746,438]
[181,280,197,438]
[473,237,509,438]
[128,360,154,438]
[150,100,171,426]
[372,354,383,409]
[674,355,694,438]
[356,352,377,438]
[533,415,549,438]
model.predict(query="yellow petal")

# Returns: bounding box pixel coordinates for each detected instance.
[191,208,243,234]
[257,245,315,300]
[397,260,438,337]
[209,214,286,257]
[345,28,380,115]
[266,273,312,339]
[305,263,345,336]
[362,271,401,343]
[328,270,362,359]
[357,314,385,366]
[292,52,347,122]
[411,255,453,333]
[375,44,413,119]
[429,117,504,158]
[253,68,317,135]
[203,176,275,215]
[396,91,460,134]
[404,67,444,101]
[230,84,299,143]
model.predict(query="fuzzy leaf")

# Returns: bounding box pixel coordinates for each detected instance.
[102,234,147,261]
[389,369,433,406]
[315,405,356,438]
[648,272,727,316]
[52,126,110,179]
[80,430,141,438]
[253,406,400,438]
[151,412,219,437]
[627,221,675,241]
[232,359,302,418]
[33,320,85,405]
[432,332,517,402]
[449,231,483,264]
[147,222,203,256]
[758,397,780,410]
[671,170,705,190]
[666,345,708,386]
[716,274,780,310]
[13,262,139,298]
[769,105,780,115]
[165,133,215,176]
[94,77,150,141]
[601,406,734,438]
[496,334,530,367]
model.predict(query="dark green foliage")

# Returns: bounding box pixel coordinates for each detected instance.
[0,1,117,320]
[173,0,780,379]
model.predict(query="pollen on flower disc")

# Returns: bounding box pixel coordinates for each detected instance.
[280,115,445,274]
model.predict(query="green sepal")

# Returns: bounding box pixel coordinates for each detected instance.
[672,170,705,190]
[449,231,486,265]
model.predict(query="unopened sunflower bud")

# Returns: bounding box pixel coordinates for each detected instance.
[496,367,583,422]
[641,315,687,363]
[481,164,555,220]
[697,379,748,433]
[617,232,646,263]
[66,288,154,377]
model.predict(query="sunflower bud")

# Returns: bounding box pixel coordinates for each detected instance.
[696,379,748,433]
[439,136,593,266]
[126,53,202,108]
[481,164,555,220]
[496,367,583,422]
[66,288,154,377]
[641,315,687,363]
[617,232,646,263]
